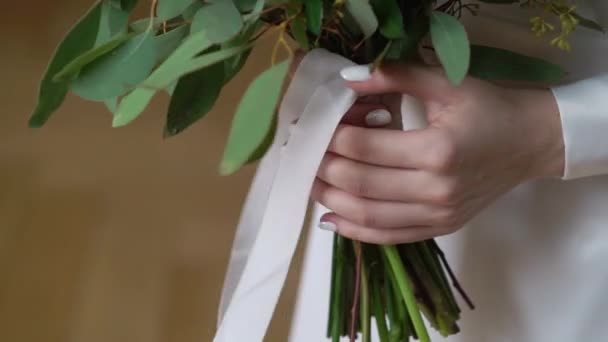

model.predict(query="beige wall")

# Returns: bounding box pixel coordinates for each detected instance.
[0,2,304,341]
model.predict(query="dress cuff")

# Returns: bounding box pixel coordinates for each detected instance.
[551,74,608,179]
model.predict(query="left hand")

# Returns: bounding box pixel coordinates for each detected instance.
[313,63,565,244]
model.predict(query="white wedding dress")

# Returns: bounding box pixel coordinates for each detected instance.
[290,3,608,342]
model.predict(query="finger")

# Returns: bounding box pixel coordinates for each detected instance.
[328,125,452,171]
[342,103,393,127]
[317,153,452,203]
[318,213,449,245]
[339,63,453,101]
[311,179,445,228]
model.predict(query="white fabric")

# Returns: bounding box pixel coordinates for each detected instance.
[215,50,358,342]
[553,75,608,179]
[291,3,608,342]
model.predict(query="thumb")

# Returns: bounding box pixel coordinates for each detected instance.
[339,63,452,101]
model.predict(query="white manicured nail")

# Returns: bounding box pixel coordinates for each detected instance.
[318,221,337,232]
[365,109,392,127]
[340,66,371,82]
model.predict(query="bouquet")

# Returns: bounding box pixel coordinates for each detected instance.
[30,1,602,341]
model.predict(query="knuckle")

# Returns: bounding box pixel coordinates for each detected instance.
[351,139,373,162]
[352,176,372,197]
[430,180,460,205]
[355,206,378,227]
[435,208,461,227]
[340,166,373,197]
[428,133,459,172]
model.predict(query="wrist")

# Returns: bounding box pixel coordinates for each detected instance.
[513,87,565,179]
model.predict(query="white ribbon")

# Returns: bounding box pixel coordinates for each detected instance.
[215,49,427,342]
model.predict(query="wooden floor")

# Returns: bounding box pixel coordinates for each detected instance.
[0,2,305,341]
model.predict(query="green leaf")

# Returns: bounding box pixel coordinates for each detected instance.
[469,45,566,82]
[234,0,258,12]
[120,0,138,11]
[137,30,215,90]
[96,0,131,46]
[430,11,470,85]
[157,0,196,20]
[143,41,250,90]
[290,13,310,50]
[220,59,291,175]
[305,0,323,36]
[113,43,249,127]
[191,0,243,44]
[104,98,118,113]
[129,18,159,33]
[346,0,379,39]
[29,3,102,128]
[53,32,134,82]
[181,1,203,19]
[370,0,404,39]
[164,62,225,137]
[222,21,259,83]
[165,82,178,95]
[246,114,277,163]
[70,31,157,101]
[113,88,156,127]
[154,26,189,63]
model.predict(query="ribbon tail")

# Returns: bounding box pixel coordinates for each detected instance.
[217,50,356,327]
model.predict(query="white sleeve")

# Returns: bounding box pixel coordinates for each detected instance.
[551,74,608,180]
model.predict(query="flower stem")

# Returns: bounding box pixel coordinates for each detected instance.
[382,245,431,342]
[359,246,371,342]
[350,241,363,342]
[330,235,347,342]
[371,271,389,342]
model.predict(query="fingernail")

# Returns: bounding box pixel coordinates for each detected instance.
[340,66,371,82]
[365,109,392,127]
[318,221,337,232]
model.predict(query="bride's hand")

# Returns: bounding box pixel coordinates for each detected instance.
[312,63,565,244]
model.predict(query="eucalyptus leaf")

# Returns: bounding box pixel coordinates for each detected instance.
[181,1,203,20]
[143,42,250,90]
[29,3,102,128]
[241,0,266,25]
[120,0,138,11]
[305,0,323,36]
[129,18,159,33]
[154,26,189,63]
[223,21,260,84]
[165,62,225,137]
[430,11,470,85]
[220,59,291,175]
[70,31,157,101]
[346,0,379,39]
[469,45,566,82]
[157,0,196,20]
[165,82,178,95]
[290,13,310,50]
[113,88,156,127]
[370,0,405,39]
[113,41,248,127]
[53,32,134,82]
[247,114,277,164]
[104,98,118,113]
[235,0,258,12]
[191,0,243,43]
[96,0,130,45]
[138,30,215,90]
